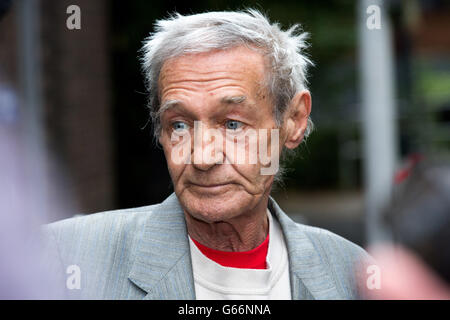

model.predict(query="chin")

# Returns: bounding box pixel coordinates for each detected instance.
[177,186,256,223]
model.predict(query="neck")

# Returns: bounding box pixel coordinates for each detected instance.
[185,196,270,252]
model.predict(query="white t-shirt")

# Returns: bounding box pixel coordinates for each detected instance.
[188,209,291,300]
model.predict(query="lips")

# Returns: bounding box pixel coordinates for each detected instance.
[188,182,235,194]
[190,182,230,188]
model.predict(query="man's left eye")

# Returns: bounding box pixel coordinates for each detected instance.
[225,120,243,130]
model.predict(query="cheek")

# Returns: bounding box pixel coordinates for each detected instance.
[231,163,274,194]
[161,138,188,184]
[224,130,277,192]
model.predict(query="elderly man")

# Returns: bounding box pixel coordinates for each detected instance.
[44,10,370,300]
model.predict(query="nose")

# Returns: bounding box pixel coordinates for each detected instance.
[192,121,224,171]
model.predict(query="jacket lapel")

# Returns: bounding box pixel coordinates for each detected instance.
[268,197,342,300]
[128,193,195,299]
[128,193,342,300]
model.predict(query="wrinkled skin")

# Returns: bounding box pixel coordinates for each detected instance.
[158,46,311,251]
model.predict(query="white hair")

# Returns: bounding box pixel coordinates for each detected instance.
[141,9,314,140]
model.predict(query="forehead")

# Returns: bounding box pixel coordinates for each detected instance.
[158,46,267,101]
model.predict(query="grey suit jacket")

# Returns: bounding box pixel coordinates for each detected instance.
[42,193,371,299]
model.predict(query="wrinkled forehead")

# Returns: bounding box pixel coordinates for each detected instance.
[157,46,270,101]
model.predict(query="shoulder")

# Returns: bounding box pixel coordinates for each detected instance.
[271,195,373,298]
[292,222,373,298]
[269,197,369,263]
[40,203,161,299]
[297,223,370,263]
[42,202,165,263]
[43,204,158,243]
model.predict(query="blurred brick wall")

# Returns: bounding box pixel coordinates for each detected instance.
[0,1,115,214]
[40,0,115,213]
[415,10,450,55]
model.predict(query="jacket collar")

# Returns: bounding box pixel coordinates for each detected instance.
[268,197,342,299]
[128,193,341,299]
[128,193,195,299]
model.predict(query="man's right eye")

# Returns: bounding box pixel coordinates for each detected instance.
[172,121,189,132]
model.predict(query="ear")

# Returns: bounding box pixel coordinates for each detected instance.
[283,90,312,149]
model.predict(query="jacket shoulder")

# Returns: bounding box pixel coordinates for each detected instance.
[44,204,157,243]
[41,203,160,299]
[294,223,373,298]
[298,223,370,262]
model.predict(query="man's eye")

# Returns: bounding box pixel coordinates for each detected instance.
[225,120,243,130]
[172,121,189,132]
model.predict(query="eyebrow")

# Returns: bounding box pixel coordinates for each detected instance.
[220,95,246,105]
[157,95,254,118]
[221,95,258,113]
[157,99,182,118]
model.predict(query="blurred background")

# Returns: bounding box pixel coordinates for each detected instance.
[0,0,449,251]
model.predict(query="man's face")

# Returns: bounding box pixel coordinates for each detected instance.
[158,46,281,222]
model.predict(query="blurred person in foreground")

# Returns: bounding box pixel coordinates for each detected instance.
[0,0,65,299]
[43,10,371,300]
[0,123,65,299]
[364,157,450,299]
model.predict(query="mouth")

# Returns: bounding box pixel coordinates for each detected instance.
[191,182,229,187]
[189,182,234,193]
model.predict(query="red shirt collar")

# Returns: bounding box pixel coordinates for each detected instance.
[190,234,269,269]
